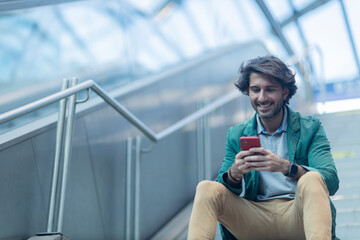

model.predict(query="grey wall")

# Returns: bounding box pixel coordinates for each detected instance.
[0,42,269,240]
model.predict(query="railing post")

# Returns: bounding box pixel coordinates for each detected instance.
[203,100,211,180]
[126,137,133,240]
[57,78,79,232]
[197,100,211,181]
[134,136,142,240]
[196,102,204,182]
[47,79,69,233]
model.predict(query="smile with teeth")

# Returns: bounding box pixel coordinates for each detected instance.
[257,102,272,109]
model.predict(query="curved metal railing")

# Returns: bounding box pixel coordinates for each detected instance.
[0,77,241,238]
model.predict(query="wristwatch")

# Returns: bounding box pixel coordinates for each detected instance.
[285,162,298,178]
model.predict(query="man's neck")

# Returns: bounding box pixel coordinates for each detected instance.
[259,108,284,134]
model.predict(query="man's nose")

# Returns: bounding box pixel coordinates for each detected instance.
[258,90,267,101]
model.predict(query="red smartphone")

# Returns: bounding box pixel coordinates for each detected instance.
[239,136,261,151]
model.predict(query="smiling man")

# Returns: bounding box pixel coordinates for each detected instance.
[188,56,339,240]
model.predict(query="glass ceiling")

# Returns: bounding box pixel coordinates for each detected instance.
[1,0,360,127]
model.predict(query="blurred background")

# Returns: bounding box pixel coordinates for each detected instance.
[2,0,360,132]
[0,0,359,239]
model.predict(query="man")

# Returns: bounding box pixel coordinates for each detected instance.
[188,56,339,240]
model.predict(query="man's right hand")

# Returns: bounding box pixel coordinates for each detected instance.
[230,149,258,180]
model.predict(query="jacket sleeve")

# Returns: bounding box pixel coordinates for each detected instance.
[305,121,339,196]
[216,128,243,196]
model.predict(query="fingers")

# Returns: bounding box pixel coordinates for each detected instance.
[235,148,259,160]
[235,147,285,173]
[233,148,266,174]
[248,147,267,155]
[233,147,287,174]
[244,159,271,171]
[232,154,251,176]
[243,153,288,173]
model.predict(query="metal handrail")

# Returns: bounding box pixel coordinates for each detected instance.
[0,78,242,238]
[0,79,241,142]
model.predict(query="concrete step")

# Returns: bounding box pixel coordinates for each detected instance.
[337,208,360,224]
[336,170,359,180]
[336,223,360,240]
[151,202,192,240]
[335,160,360,171]
[332,195,360,209]
[338,171,360,177]
[337,183,360,195]
[338,174,360,185]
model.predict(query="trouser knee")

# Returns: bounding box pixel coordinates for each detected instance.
[194,180,227,204]
[297,171,328,195]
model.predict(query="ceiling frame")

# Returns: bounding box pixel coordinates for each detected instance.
[0,0,84,12]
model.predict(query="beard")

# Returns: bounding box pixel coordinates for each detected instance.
[251,99,284,120]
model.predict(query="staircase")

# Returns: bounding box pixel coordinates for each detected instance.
[318,110,360,239]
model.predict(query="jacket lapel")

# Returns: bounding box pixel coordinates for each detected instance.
[243,115,258,136]
[286,106,300,163]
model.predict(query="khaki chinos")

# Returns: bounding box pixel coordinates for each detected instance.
[188,171,331,240]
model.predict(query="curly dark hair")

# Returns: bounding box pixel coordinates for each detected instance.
[234,55,297,105]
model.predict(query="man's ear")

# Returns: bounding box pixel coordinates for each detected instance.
[283,88,289,100]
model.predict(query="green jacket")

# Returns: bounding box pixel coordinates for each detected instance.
[216,106,339,239]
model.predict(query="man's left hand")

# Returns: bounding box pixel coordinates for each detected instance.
[242,147,290,174]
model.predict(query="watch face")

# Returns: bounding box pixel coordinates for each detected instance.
[290,163,298,176]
